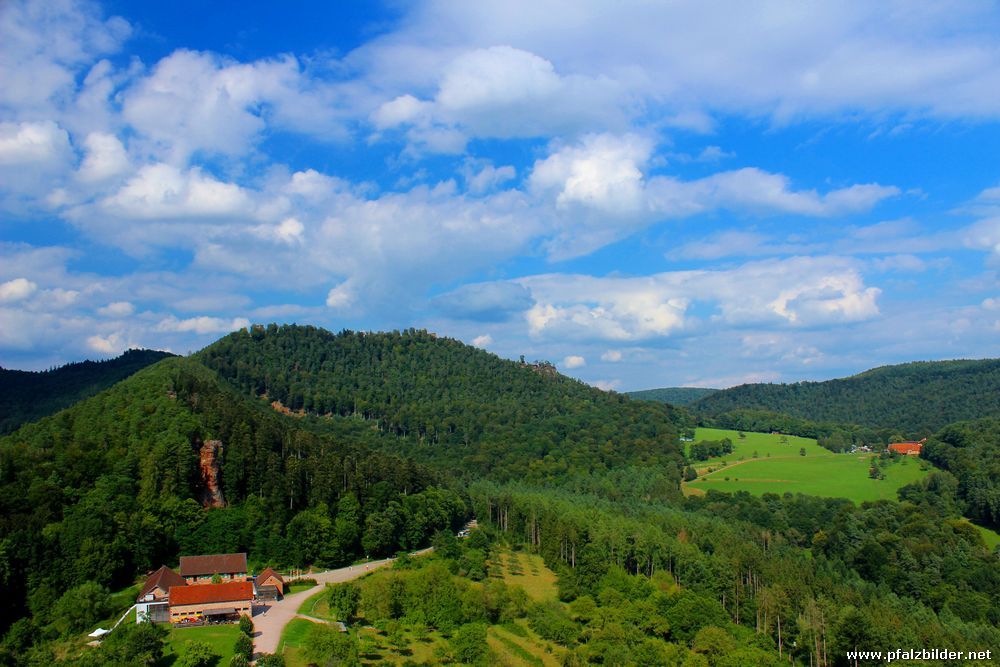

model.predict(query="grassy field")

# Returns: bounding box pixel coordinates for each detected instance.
[165,623,241,664]
[296,586,331,618]
[287,581,317,595]
[689,427,829,470]
[488,620,564,667]
[687,451,929,502]
[277,617,317,667]
[488,549,558,602]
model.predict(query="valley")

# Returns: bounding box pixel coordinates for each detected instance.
[0,325,998,666]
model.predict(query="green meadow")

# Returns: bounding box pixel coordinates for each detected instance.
[165,623,241,664]
[687,449,930,503]
[688,427,829,469]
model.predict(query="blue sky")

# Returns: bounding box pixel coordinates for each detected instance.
[1,1,999,390]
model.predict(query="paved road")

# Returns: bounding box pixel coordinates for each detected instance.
[252,559,393,657]
[252,549,433,659]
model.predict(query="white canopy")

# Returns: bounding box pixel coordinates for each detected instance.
[87,628,110,638]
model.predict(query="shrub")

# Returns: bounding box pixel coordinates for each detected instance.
[450,623,488,664]
[234,633,253,661]
[177,640,217,667]
[527,602,579,646]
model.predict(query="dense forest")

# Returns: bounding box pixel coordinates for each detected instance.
[691,359,1000,435]
[0,348,173,435]
[197,325,689,482]
[0,356,466,659]
[1,324,998,665]
[467,484,999,665]
[625,387,718,406]
[920,417,1000,529]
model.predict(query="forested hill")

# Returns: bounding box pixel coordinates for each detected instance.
[0,355,462,638]
[0,348,173,435]
[626,386,718,406]
[691,358,1000,435]
[197,324,688,480]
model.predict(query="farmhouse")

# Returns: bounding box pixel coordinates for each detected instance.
[168,581,253,623]
[136,565,186,623]
[179,552,248,584]
[888,440,924,456]
[254,567,285,601]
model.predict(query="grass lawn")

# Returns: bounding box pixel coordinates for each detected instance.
[489,549,558,602]
[690,427,829,470]
[165,623,242,664]
[287,581,318,595]
[296,586,330,617]
[278,617,317,666]
[687,452,929,503]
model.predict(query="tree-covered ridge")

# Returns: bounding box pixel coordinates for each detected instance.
[626,386,719,406]
[197,324,689,481]
[471,484,1000,665]
[920,417,1000,529]
[692,358,1000,435]
[0,356,465,651]
[0,348,174,435]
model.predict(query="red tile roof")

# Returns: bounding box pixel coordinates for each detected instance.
[888,442,923,455]
[256,567,284,585]
[137,565,186,601]
[179,553,247,577]
[169,581,253,606]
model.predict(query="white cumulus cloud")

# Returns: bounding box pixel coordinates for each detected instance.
[0,277,38,302]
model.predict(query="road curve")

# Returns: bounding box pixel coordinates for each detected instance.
[252,548,433,659]
[252,559,393,657]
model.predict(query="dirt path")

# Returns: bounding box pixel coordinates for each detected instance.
[252,547,434,659]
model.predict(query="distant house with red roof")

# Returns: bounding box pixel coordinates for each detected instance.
[168,581,253,623]
[888,439,925,456]
[179,552,248,585]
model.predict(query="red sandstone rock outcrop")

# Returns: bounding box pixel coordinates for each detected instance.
[198,439,226,508]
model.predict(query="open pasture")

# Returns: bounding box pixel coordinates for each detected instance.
[687,451,929,503]
[689,427,829,470]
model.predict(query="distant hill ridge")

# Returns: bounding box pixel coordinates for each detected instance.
[690,358,1000,434]
[0,347,174,434]
[196,324,688,477]
[626,386,719,406]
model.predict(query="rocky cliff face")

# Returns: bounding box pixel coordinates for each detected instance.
[197,439,226,508]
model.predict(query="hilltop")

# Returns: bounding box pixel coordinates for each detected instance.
[197,324,688,479]
[690,358,1000,435]
[0,348,174,435]
[626,386,719,406]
